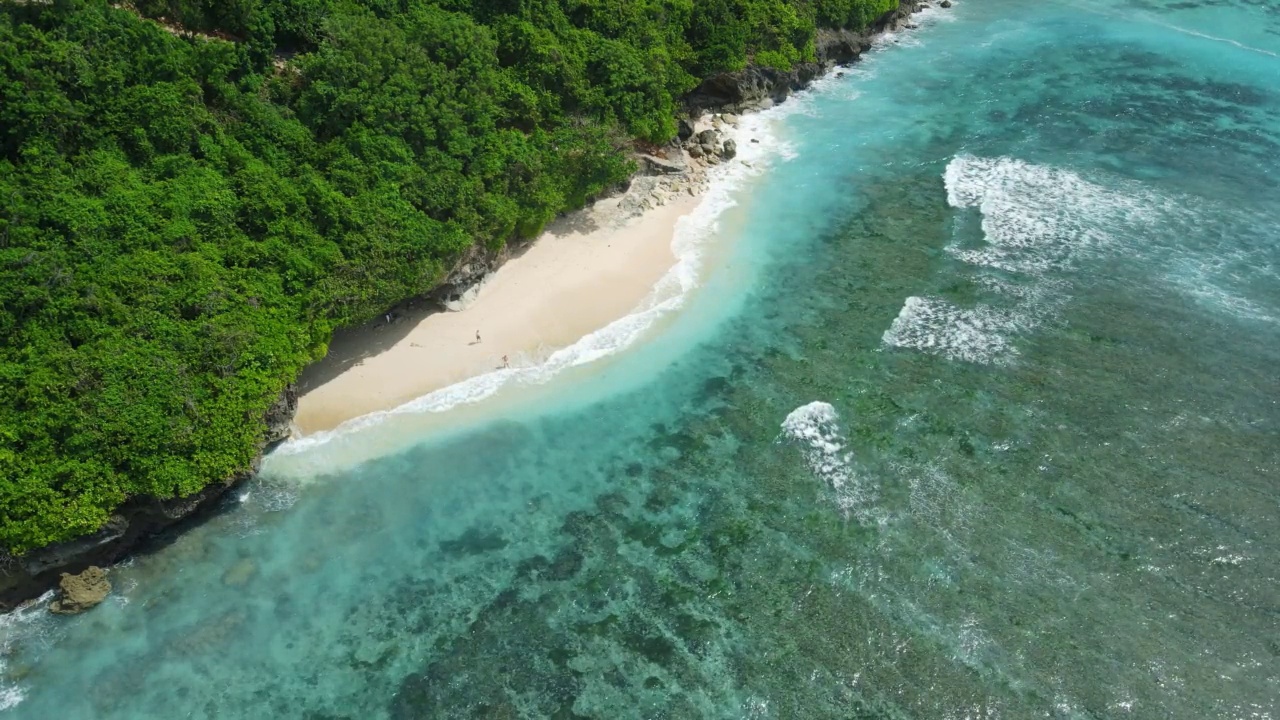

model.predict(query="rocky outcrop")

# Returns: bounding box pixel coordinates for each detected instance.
[0,385,297,612]
[676,117,695,141]
[684,64,816,115]
[427,241,514,312]
[638,152,688,176]
[673,123,741,165]
[49,566,111,614]
[263,384,297,441]
[682,0,922,115]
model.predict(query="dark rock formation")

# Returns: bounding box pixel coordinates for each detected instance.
[428,241,508,309]
[263,385,296,440]
[49,566,111,614]
[683,65,811,115]
[817,27,875,66]
[721,139,737,159]
[676,117,695,141]
[0,385,297,611]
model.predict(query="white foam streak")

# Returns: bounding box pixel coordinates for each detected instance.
[885,155,1167,364]
[0,689,22,713]
[883,297,1026,365]
[943,155,1158,274]
[1152,20,1280,59]
[1164,258,1278,325]
[0,591,55,712]
[780,402,873,518]
[872,1,959,50]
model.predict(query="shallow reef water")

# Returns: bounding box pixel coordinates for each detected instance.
[3,0,1279,717]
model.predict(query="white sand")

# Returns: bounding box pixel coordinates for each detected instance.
[293,190,703,434]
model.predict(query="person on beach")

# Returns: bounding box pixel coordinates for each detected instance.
[475,330,481,343]
[503,355,510,368]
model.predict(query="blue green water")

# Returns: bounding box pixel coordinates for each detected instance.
[4,0,1280,717]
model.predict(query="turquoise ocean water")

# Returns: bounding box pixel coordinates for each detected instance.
[3,0,1279,717]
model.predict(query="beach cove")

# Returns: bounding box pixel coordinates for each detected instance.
[292,137,713,435]
[4,0,1280,718]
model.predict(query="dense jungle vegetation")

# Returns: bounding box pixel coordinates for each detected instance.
[0,0,898,553]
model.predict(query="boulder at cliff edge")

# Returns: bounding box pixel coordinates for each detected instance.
[49,566,111,614]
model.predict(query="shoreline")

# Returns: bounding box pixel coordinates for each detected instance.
[266,109,776,473]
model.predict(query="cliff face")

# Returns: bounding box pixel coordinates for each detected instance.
[683,0,923,115]
[0,387,297,611]
[0,0,933,613]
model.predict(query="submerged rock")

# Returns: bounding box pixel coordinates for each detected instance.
[222,558,257,587]
[49,566,111,614]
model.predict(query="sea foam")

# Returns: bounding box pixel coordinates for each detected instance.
[882,297,1027,365]
[780,402,873,518]
[884,155,1165,364]
[0,591,55,712]
[942,155,1157,274]
[871,0,959,50]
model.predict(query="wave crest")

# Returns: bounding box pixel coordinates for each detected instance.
[0,591,56,712]
[885,154,1167,364]
[780,402,874,519]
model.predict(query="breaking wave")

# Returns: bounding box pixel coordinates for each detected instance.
[780,402,874,519]
[0,592,55,712]
[882,297,1030,366]
[884,155,1167,364]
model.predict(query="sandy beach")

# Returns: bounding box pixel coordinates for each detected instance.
[293,179,706,434]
